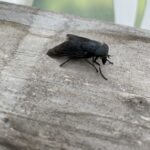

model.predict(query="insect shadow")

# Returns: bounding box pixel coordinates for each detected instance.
[47,34,113,80]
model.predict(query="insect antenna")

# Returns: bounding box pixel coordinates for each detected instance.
[106,55,113,64]
[106,59,113,65]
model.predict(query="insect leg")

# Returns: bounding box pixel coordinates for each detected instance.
[92,57,108,80]
[60,58,71,67]
[85,59,98,72]
[98,66,108,80]
[106,59,113,65]
[93,57,100,66]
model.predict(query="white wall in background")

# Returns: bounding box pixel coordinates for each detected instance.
[113,0,137,27]
[0,0,33,6]
[141,0,150,30]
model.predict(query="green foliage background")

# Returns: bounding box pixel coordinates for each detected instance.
[33,0,146,27]
[135,0,146,27]
[33,0,114,21]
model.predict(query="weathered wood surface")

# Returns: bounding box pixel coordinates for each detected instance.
[0,2,150,150]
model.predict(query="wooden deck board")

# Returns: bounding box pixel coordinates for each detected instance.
[0,2,150,150]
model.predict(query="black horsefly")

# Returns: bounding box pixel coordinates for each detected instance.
[47,34,113,80]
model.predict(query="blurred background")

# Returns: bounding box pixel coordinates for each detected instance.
[0,0,149,30]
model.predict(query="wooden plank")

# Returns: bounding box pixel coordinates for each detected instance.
[0,2,150,150]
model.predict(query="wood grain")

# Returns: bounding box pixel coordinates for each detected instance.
[0,2,150,150]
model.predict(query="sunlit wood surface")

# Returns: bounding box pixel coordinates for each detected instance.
[0,2,150,150]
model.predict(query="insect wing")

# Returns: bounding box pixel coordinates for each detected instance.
[47,41,68,57]
[47,40,86,58]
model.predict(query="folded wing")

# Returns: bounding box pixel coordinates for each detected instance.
[47,34,100,58]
